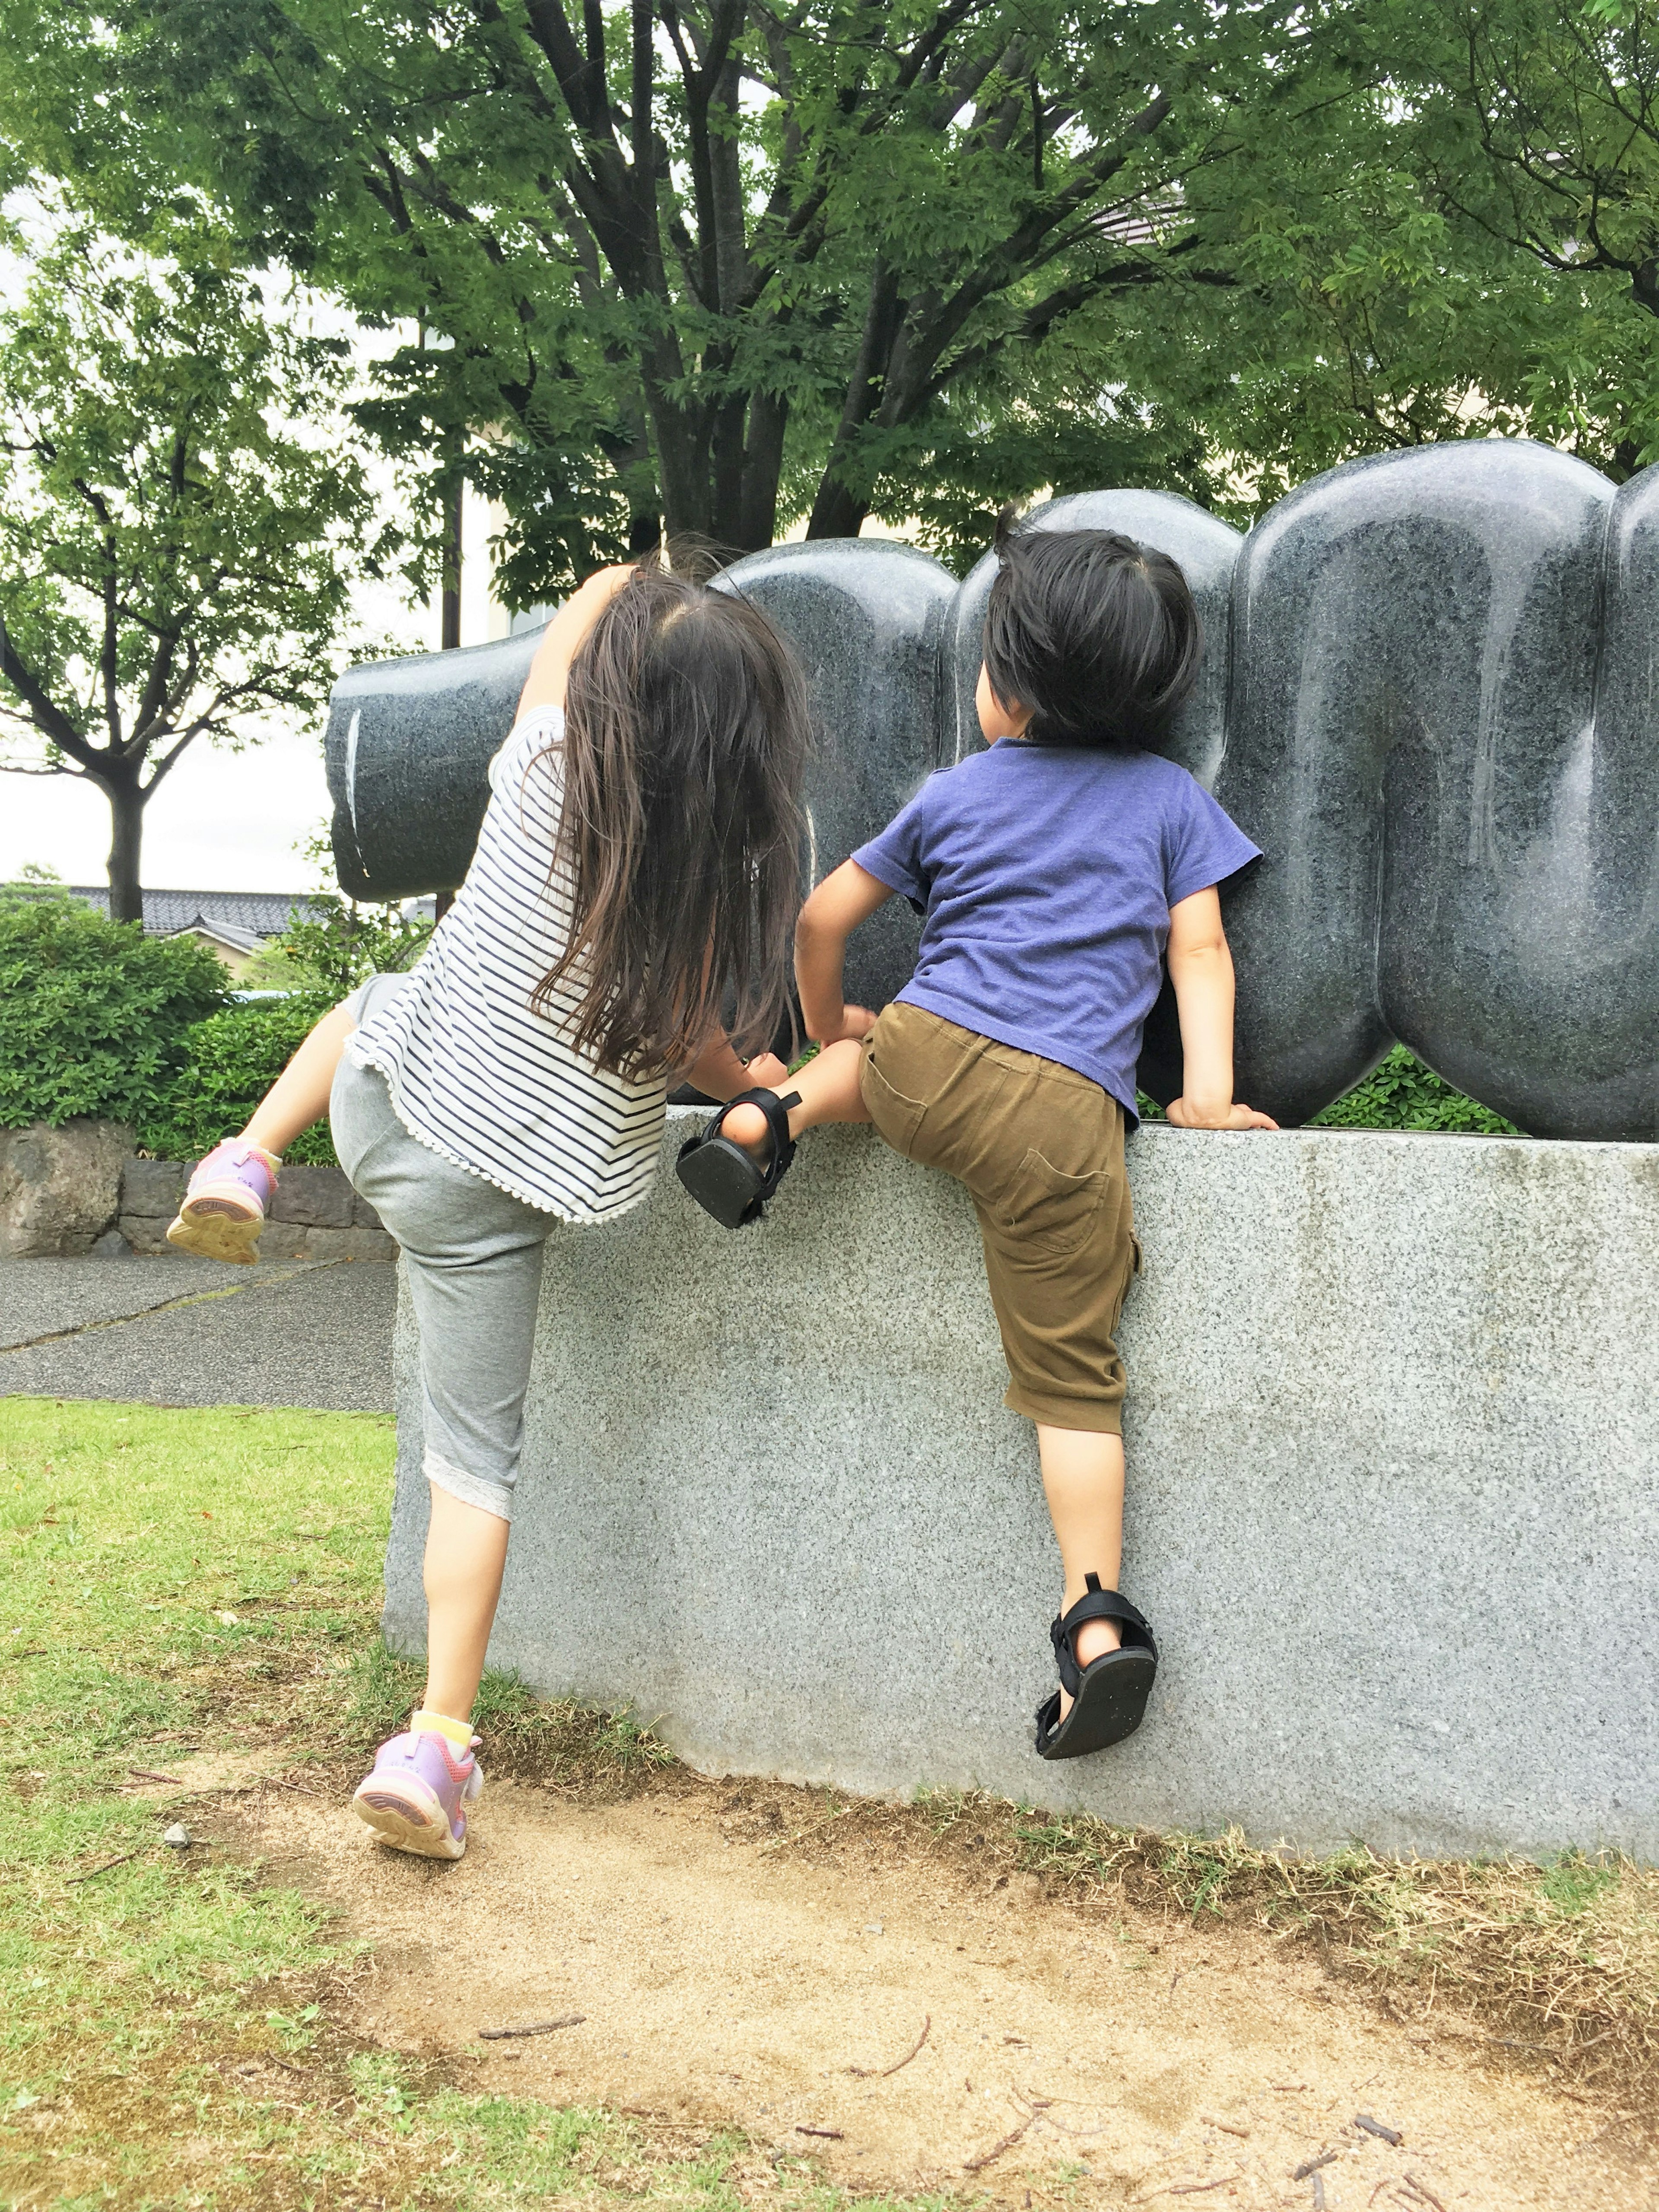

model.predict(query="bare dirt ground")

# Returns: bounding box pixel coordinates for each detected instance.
[210,1766,1656,2212]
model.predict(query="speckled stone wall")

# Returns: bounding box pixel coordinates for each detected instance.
[383,1119,1659,1861]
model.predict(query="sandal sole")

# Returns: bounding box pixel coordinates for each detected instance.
[1036,1647,1157,1759]
[676,1138,765,1229]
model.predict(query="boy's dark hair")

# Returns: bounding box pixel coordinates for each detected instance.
[983,516,1201,750]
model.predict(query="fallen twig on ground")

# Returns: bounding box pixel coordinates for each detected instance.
[66,1851,141,1884]
[1355,2112,1402,2145]
[1292,2148,1339,2179]
[477,2014,586,2040]
[849,2012,930,2078]
[963,2114,1034,2172]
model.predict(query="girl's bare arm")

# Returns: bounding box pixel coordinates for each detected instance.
[1163,886,1278,1131]
[517,565,636,715]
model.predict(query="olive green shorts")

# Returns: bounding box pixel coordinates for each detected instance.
[858,1003,1138,1433]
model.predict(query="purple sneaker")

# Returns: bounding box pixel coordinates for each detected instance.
[165,1139,280,1264]
[351,1730,483,1860]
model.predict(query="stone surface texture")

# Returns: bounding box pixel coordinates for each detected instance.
[327,624,544,903]
[0,1119,131,1256]
[383,1116,1659,1861]
[712,538,953,1013]
[325,442,1659,1138]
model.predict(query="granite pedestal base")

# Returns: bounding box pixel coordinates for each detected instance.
[382,1120,1659,1860]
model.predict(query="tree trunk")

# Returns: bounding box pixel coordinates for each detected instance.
[103,770,146,926]
[737,391,788,554]
[804,475,871,542]
[441,476,463,650]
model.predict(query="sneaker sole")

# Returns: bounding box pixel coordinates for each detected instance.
[352,1781,467,1861]
[165,1199,264,1265]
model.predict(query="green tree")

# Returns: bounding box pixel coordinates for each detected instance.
[1182,1,1659,517]
[7,4,1658,592]
[240,896,434,995]
[0,216,397,919]
[0,0,1342,589]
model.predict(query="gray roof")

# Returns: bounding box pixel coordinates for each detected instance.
[67,887,331,941]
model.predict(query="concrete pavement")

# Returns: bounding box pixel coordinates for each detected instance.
[0,1254,397,1411]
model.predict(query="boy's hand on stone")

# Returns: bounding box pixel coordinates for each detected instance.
[1165,1097,1279,1131]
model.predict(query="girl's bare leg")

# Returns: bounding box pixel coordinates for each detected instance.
[241,1000,358,1156]
[420,1487,511,1721]
[1039,1424,1125,1714]
[720,1036,871,1151]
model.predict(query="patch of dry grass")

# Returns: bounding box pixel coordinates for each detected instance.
[960,1800,1658,2098]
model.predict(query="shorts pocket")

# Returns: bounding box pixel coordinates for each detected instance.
[860,1051,929,1157]
[993,1147,1110,1259]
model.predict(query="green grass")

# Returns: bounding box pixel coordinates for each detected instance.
[0,1399,915,2211]
[4,1399,1655,2202]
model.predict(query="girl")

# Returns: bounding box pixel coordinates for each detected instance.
[167,559,810,1858]
[676,523,1276,1761]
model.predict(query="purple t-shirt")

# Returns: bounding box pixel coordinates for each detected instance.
[852,741,1261,1120]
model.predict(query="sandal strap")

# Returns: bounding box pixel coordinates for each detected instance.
[1049,1572,1152,1697]
[705,1087,801,1201]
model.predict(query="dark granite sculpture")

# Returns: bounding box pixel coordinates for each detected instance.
[325,439,1659,1140]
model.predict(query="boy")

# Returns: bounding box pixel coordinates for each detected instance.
[676,521,1276,1757]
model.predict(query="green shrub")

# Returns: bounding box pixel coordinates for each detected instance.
[140,994,340,1164]
[0,889,228,1131]
[1311,1044,1520,1135]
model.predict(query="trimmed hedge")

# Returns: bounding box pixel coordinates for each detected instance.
[140,995,340,1166]
[0,890,227,1131]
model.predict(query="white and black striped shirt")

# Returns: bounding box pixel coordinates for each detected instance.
[346,706,666,1222]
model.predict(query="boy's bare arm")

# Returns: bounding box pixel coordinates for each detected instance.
[1163,887,1278,1131]
[796,860,894,1042]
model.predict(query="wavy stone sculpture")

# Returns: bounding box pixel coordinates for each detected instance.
[325,438,1659,1140]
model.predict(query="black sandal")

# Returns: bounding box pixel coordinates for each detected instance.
[675,1086,802,1228]
[1034,1573,1158,1760]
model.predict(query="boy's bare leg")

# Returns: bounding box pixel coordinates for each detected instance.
[241,1000,358,1157]
[420,1487,511,1721]
[1039,1424,1125,1715]
[720,1036,871,1153]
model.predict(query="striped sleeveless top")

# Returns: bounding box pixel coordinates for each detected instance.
[345,705,666,1221]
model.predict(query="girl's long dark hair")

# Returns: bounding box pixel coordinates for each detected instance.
[531,562,810,1079]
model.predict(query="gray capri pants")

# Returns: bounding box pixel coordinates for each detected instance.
[330,975,555,1522]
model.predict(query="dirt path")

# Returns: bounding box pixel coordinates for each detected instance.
[228,1774,1652,2212]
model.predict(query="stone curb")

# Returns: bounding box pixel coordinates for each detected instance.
[115,1157,394,1262]
[0,1122,395,1261]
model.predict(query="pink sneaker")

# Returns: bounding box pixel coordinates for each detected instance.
[165,1140,280,1263]
[352,1730,483,1860]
